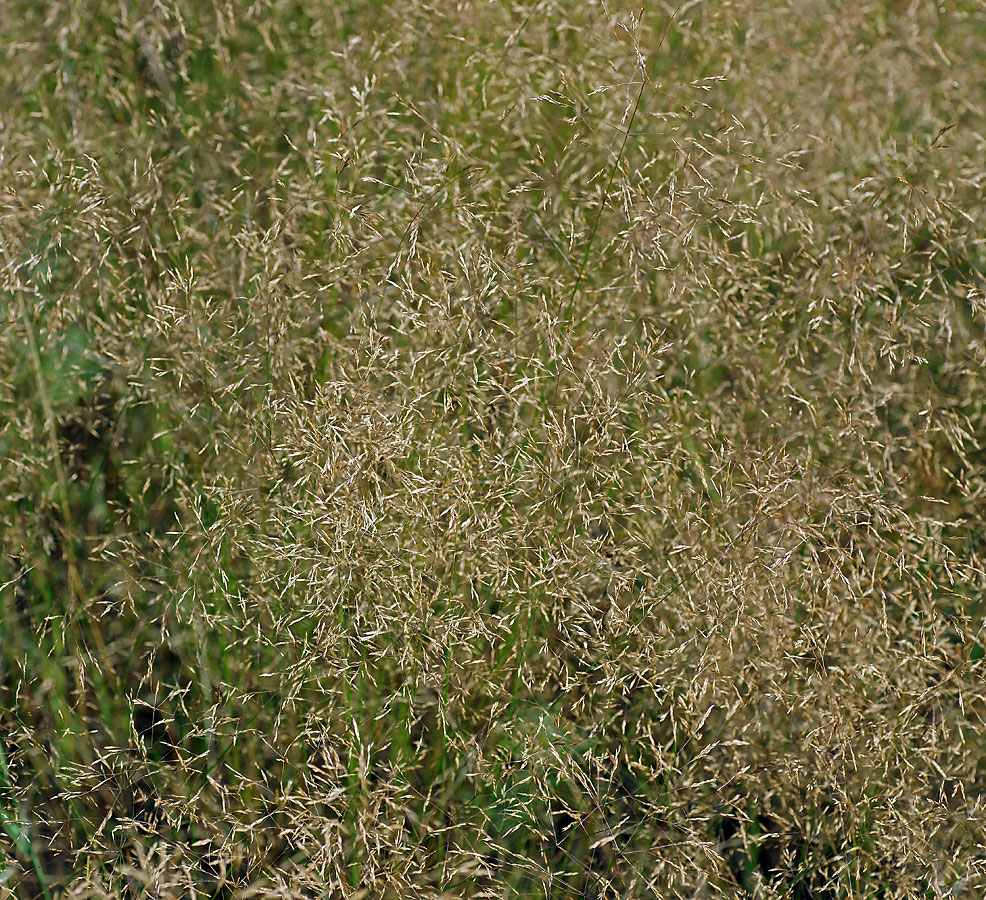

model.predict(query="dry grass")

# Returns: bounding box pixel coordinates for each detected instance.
[2,1,986,897]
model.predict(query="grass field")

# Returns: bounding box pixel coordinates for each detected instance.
[2,1,986,897]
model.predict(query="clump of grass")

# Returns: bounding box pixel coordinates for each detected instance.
[2,1,986,897]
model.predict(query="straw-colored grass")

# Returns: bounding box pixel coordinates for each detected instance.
[2,1,986,897]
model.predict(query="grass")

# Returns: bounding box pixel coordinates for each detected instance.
[2,0,986,897]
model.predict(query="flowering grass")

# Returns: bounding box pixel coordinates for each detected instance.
[2,1,986,897]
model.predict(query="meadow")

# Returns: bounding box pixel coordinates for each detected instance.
[2,1,986,897]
